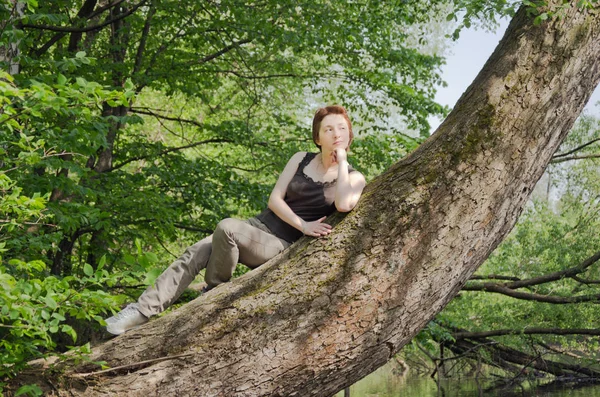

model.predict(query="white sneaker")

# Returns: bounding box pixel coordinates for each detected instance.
[105,303,148,335]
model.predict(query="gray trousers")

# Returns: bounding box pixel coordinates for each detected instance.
[137,217,290,317]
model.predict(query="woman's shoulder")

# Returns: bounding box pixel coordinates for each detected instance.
[288,151,316,165]
[290,151,308,161]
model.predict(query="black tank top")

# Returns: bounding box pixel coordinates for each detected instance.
[257,152,355,243]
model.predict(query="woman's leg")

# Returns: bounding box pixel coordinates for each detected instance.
[137,235,213,317]
[204,218,289,288]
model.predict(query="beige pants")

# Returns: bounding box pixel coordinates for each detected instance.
[137,218,290,317]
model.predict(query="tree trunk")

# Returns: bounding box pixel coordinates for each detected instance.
[14,2,600,396]
[0,1,24,75]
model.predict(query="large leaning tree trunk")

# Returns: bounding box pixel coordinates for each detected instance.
[13,1,600,396]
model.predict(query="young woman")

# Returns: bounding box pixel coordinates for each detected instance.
[106,105,366,335]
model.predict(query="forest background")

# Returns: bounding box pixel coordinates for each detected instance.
[1,0,600,395]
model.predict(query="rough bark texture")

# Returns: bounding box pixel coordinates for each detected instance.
[15,2,600,396]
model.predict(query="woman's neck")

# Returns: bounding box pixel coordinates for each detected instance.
[318,151,336,172]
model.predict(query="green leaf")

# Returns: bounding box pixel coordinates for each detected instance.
[97,255,107,270]
[52,312,66,321]
[83,263,94,277]
[61,324,77,342]
[15,384,43,397]
[45,295,57,310]
[144,268,163,286]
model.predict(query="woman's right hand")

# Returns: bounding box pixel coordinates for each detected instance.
[302,216,332,237]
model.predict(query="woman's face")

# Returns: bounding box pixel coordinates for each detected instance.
[316,114,351,151]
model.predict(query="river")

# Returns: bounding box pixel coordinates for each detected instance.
[335,360,600,396]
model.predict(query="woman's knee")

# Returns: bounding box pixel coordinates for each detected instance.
[214,218,241,239]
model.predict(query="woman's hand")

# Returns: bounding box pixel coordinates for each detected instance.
[302,216,332,237]
[331,148,347,165]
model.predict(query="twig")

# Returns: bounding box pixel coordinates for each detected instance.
[71,353,194,378]
[550,153,600,164]
[553,138,600,158]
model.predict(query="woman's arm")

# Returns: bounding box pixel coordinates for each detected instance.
[268,152,332,237]
[332,148,366,212]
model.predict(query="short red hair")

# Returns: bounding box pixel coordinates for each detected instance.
[312,105,353,150]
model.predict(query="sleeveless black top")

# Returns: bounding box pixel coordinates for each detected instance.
[257,152,355,243]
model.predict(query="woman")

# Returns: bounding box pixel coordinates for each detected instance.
[106,105,366,335]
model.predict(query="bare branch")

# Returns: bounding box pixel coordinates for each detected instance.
[72,353,194,378]
[453,327,600,340]
[537,341,594,361]
[469,274,521,282]
[572,275,600,285]
[553,137,600,158]
[465,250,600,292]
[463,283,600,303]
[504,250,600,289]
[448,338,600,378]
[550,153,600,164]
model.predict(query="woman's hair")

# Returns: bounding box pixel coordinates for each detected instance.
[312,105,353,150]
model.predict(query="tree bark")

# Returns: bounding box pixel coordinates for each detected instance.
[0,1,24,75]
[13,2,600,396]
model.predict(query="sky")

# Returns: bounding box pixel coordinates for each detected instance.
[429,18,600,132]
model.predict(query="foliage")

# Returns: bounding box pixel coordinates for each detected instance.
[0,69,162,391]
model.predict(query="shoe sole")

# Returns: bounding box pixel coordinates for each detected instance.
[106,322,147,336]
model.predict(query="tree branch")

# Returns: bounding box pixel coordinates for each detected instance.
[462,283,600,303]
[465,250,600,291]
[572,275,600,285]
[469,274,521,282]
[72,353,194,378]
[196,39,252,65]
[505,250,600,289]
[552,137,600,158]
[550,153,600,163]
[129,107,205,128]
[34,0,128,56]
[229,163,276,173]
[448,338,600,378]
[67,0,98,53]
[22,0,146,33]
[132,1,156,76]
[201,69,341,80]
[453,327,600,340]
[109,138,234,172]
[173,223,212,234]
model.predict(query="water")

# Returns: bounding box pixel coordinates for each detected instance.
[335,361,600,397]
